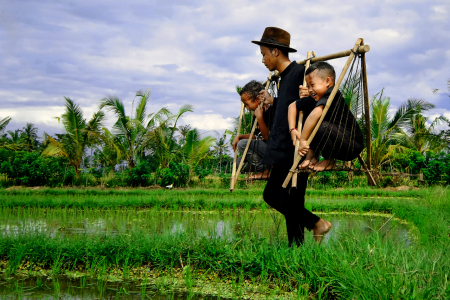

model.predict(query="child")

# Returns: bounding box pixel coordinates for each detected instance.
[232,80,274,179]
[288,62,364,171]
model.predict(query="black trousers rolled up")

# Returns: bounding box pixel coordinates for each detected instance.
[310,121,363,161]
[263,157,320,246]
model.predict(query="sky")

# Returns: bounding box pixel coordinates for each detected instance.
[0,0,449,138]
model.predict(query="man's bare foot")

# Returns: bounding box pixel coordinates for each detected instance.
[299,149,316,169]
[313,219,332,245]
[311,159,335,172]
[249,169,270,180]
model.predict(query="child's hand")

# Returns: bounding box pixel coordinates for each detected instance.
[254,105,263,120]
[258,90,274,105]
[232,136,240,151]
[290,129,301,146]
[299,85,309,98]
[298,139,309,157]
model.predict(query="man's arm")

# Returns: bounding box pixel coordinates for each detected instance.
[298,105,323,156]
[288,102,301,145]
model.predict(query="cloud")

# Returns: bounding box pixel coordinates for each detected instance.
[0,0,449,137]
[182,114,234,131]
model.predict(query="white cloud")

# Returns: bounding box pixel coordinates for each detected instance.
[182,114,233,130]
[0,0,449,136]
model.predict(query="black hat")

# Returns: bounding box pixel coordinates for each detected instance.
[252,27,297,53]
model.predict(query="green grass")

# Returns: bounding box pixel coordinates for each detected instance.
[0,187,449,299]
[0,187,429,210]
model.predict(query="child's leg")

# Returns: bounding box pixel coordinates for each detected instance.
[311,158,335,171]
[299,149,317,169]
[308,121,344,171]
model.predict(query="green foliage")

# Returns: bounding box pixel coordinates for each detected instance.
[0,150,74,187]
[422,151,450,184]
[126,161,152,187]
[390,148,425,173]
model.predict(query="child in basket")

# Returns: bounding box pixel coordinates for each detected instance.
[288,62,364,171]
[232,80,274,179]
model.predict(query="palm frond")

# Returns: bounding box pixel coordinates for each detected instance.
[0,116,11,132]
[135,89,151,124]
[389,98,434,129]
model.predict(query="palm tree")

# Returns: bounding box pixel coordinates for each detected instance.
[0,117,11,133]
[212,130,232,173]
[177,125,192,145]
[42,97,105,177]
[4,129,24,150]
[181,128,216,180]
[367,91,434,170]
[432,79,450,98]
[395,113,448,154]
[143,104,194,169]
[21,123,39,152]
[100,89,172,169]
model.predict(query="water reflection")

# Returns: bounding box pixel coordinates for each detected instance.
[0,277,221,300]
[0,209,412,246]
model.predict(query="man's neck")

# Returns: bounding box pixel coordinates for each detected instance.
[276,57,292,74]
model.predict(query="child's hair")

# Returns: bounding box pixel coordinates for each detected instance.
[240,80,264,100]
[305,62,336,83]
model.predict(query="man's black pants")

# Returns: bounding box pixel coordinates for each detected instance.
[263,157,320,246]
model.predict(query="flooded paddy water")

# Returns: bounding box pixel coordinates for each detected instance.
[0,208,412,245]
[0,203,416,299]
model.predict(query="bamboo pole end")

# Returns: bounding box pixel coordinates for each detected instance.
[360,44,370,53]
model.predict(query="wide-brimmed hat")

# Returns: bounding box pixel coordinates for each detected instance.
[251,27,297,53]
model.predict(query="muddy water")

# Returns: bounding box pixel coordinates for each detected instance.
[0,209,412,245]
[0,276,219,299]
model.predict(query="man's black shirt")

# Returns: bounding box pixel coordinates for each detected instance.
[263,61,306,166]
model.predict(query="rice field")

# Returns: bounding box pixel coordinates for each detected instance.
[0,187,449,299]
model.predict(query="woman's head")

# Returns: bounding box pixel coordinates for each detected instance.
[240,80,264,111]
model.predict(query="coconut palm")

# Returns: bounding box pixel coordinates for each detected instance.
[143,104,194,168]
[394,113,448,154]
[100,89,172,169]
[432,79,450,98]
[177,125,192,145]
[212,130,232,173]
[181,128,216,180]
[367,90,434,170]
[21,123,39,152]
[0,117,11,133]
[42,97,105,177]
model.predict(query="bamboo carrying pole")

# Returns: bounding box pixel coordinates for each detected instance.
[282,39,364,188]
[361,39,373,180]
[292,51,312,188]
[230,102,245,191]
[230,72,273,192]
[297,45,370,65]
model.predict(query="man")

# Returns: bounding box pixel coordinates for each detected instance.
[251,27,332,245]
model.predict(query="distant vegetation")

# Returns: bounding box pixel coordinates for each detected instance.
[1,79,450,188]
